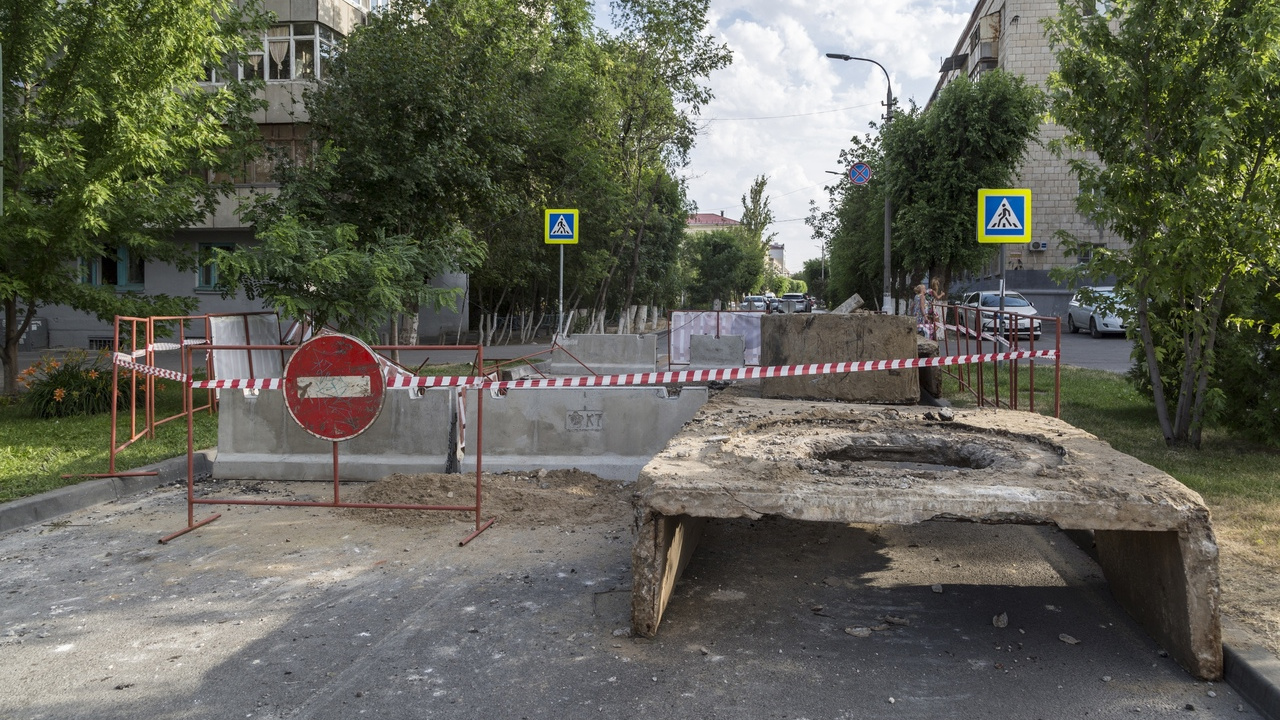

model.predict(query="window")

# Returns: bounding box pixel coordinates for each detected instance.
[82,247,145,290]
[199,24,341,84]
[1083,0,1111,16]
[1077,242,1106,264]
[198,243,236,290]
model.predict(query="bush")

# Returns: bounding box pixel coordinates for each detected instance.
[19,349,127,418]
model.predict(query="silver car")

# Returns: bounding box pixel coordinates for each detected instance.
[1066,286,1127,338]
[742,295,767,311]
[958,291,1043,340]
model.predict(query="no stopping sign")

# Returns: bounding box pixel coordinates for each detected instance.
[283,334,386,441]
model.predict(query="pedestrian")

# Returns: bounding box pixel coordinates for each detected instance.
[909,284,930,338]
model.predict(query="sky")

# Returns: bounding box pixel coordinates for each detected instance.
[597,0,976,274]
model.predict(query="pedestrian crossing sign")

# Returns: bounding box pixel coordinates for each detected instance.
[545,209,579,245]
[977,189,1031,244]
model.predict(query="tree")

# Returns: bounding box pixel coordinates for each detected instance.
[0,0,268,395]
[584,0,731,328]
[233,0,551,339]
[1046,0,1280,446]
[685,228,764,307]
[739,174,776,246]
[881,71,1045,289]
[808,136,890,309]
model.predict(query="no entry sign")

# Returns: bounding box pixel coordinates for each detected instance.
[283,334,386,441]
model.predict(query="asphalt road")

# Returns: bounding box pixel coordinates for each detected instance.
[1052,326,1136,375]
[0,485,1258,720]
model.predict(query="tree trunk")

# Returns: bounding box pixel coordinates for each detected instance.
[1135,278,1176,444]
[2,298,38,397]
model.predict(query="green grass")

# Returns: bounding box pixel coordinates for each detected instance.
[1051,367,1280,507]
[0,384,218,503]
[944,364,1280,554]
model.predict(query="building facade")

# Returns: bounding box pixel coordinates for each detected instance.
[36,0,467,349]
[931,0,1120,316]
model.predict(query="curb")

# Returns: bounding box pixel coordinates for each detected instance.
[1066,529,1279,717]
[1224,620,1280,720]
[0,450,215,534]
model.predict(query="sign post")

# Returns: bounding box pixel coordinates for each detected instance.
[283,333,386,502]
[977,189,1033,331]
[545,209,579,337]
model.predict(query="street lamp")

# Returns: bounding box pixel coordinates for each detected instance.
[826,52,896,314]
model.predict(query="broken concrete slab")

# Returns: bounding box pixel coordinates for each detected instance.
[631,390,1222,679]
[759,313,919,403]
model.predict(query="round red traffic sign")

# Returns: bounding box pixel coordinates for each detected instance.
[283,334,386,441]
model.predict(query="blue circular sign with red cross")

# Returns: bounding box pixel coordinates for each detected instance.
[849,162,873,185]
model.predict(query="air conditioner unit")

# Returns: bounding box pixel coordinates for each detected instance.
[1029,240,1048,251]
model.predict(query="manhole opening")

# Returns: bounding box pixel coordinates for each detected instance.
[813,439,998,470]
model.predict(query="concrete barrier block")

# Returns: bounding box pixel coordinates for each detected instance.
[688,334,745,368]
[548,334,657,375]
[760,313,918,403]
[463,386,707,481]
[214,388,454,481]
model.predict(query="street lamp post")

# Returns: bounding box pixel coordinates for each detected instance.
[826,53,896,314]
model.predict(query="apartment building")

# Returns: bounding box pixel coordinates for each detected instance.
[37,0,467,349]
[931,0,1121,316]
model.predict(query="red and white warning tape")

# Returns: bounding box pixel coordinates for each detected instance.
[190,378,284,390]
[111,353,191,383]
[162,349,1057,392]
[390,349,1056,390]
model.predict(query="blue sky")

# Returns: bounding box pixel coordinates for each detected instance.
[595,0,976,272]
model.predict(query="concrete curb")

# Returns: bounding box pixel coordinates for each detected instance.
[1224,620,1280,719]
[1068,529,1280,717]
[0,450,214,534]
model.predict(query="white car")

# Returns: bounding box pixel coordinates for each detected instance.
[959,291,1043,340]
[742,295,767,311]
[1066,286,1128,338]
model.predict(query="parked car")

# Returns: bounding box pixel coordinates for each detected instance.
[958,291,1042,340]
[742,295,767,311]
[1066,286,1128,338]
[778,292,813,313]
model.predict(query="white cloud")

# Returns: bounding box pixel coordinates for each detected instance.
[683,0,972,272]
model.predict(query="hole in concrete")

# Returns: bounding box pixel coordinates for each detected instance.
[812,433,998,471]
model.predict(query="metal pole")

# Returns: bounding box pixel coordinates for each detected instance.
[558,245,564,337]
[881,74,894,315]
[826,54,894,314]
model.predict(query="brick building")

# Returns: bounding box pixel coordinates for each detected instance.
[931,0,1121,316]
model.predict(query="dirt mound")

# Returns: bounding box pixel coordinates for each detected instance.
[351,469,633,528]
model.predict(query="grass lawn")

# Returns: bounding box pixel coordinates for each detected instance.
[0,383,219,503]
[944,365,1280,555]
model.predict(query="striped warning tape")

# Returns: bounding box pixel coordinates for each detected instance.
[126,339,208,358]
[178,349,1056,392]
[111,353,191,383]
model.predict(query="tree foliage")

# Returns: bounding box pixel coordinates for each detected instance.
[810,71,1042,313]
[228,0,730,341]
[0,0,269,395]
[1046,0,1280,446]
[883,72,1045,287]
[684,228,765,307]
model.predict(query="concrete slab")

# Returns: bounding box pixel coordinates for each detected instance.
[215,384,708,484]
[760,313,919,403]
[547,334,658,375]
[464,386,708,482]
[688,334,745,368]
[213,387,455,481]
[631,390,1222,679]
